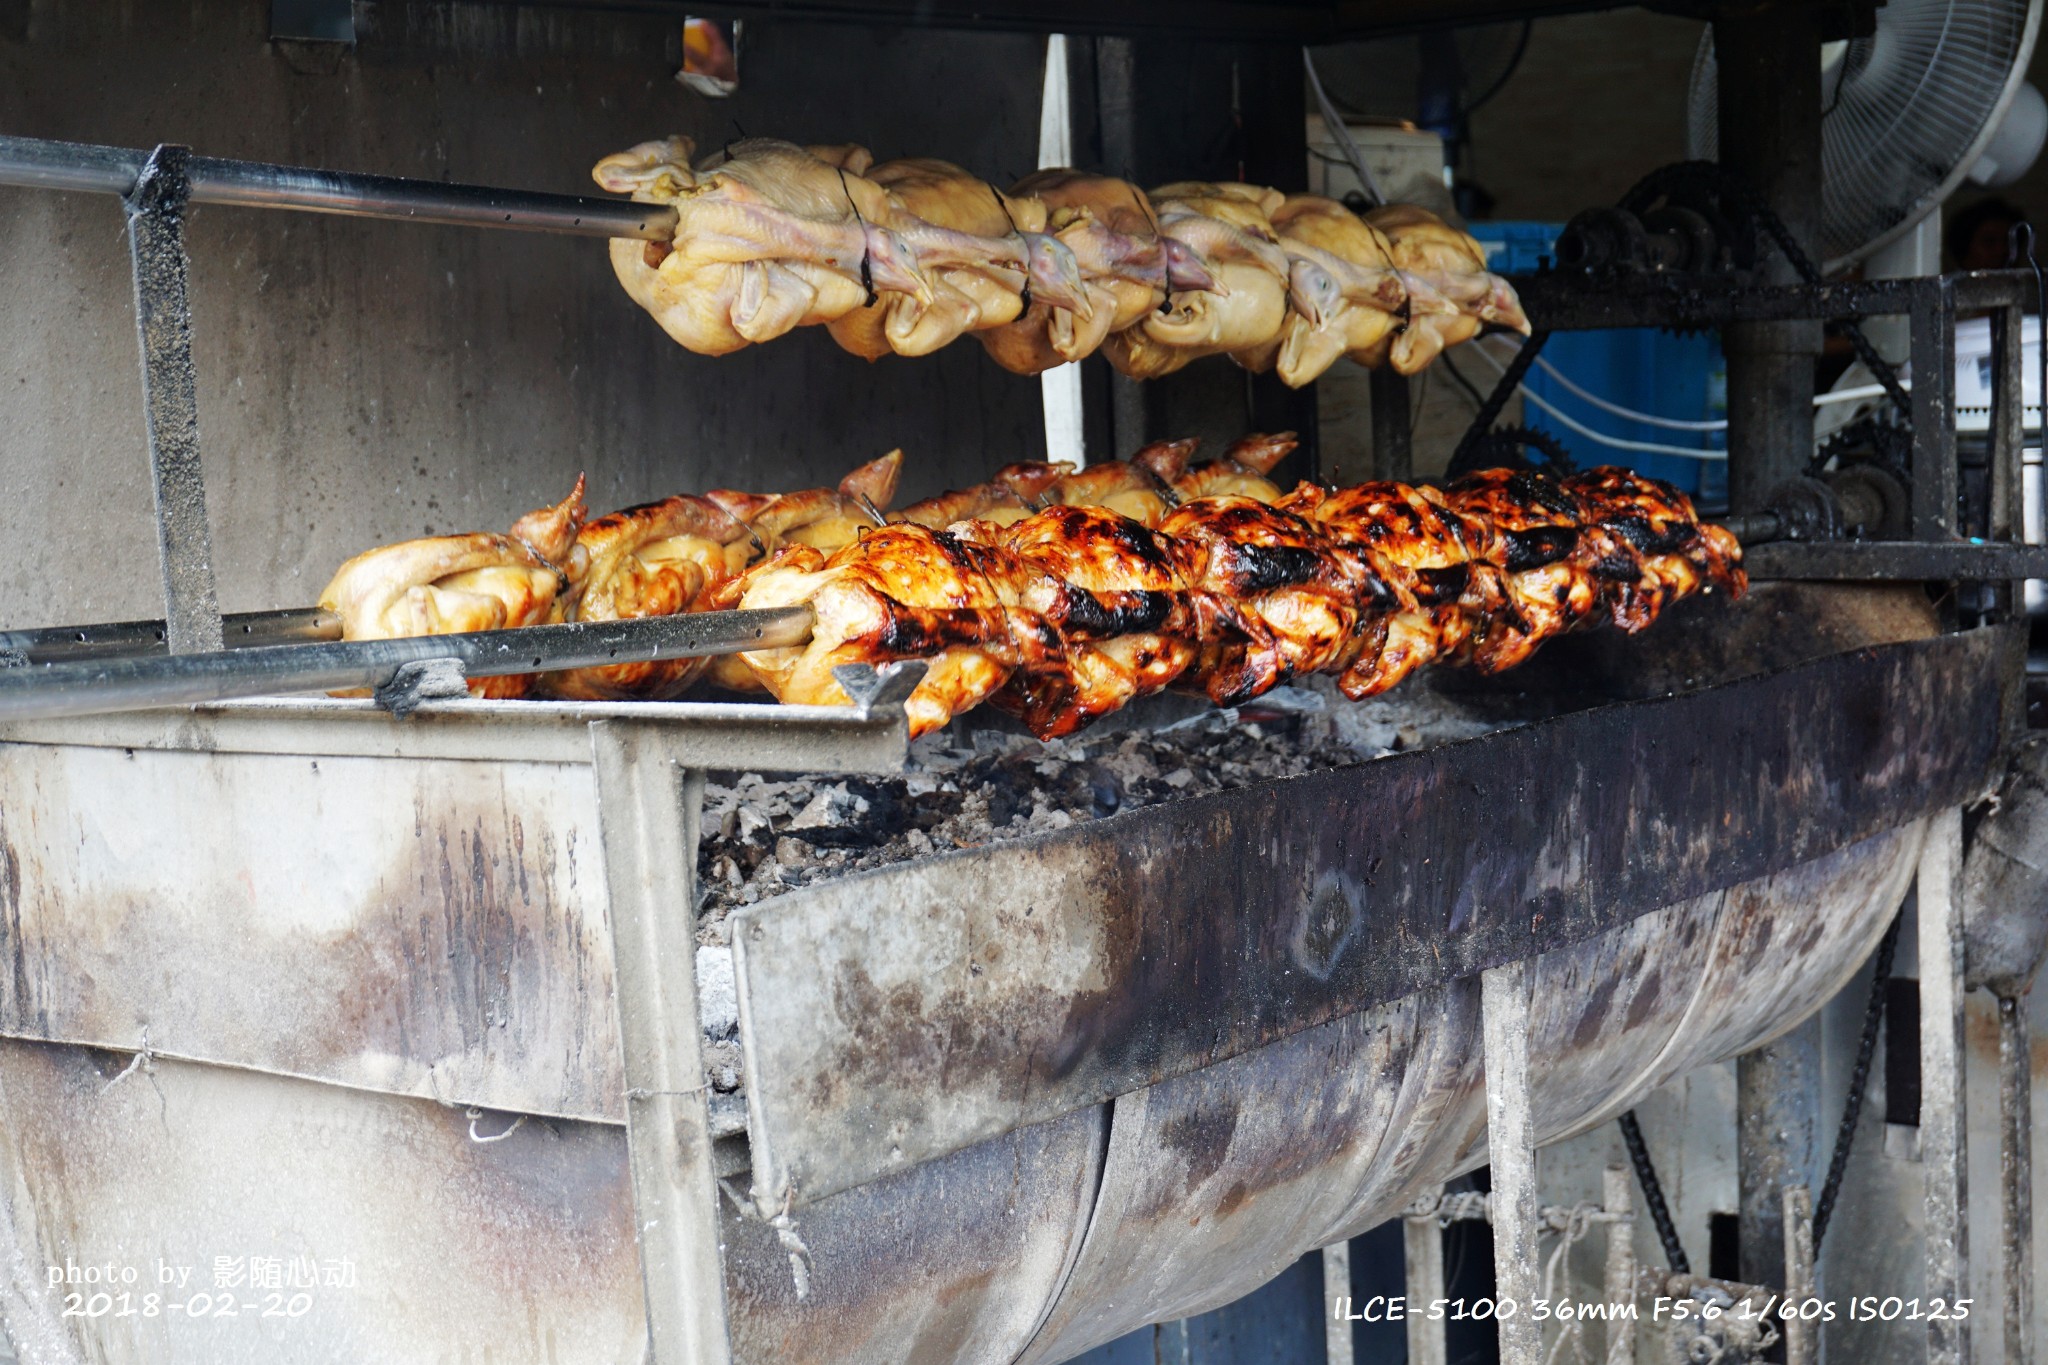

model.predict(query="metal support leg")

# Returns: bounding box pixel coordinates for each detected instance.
[1601,1165,1634,1365]
[2003,992,2035,1365]
[123,145,222,655]
[1404,1191,1448,1365]
[1781,1185,1815,1365]
[1736,1016,1819,1291]
[592,722,733,1365]
[1482,960,1541,1365]
[1714,2,1821,514]
[1369,368,1411,482]
[1321,1241,1352,1365]
[1919,807,1971,1365]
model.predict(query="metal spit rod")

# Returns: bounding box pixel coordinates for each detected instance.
[0,606,813,723]
[0,134,675,240]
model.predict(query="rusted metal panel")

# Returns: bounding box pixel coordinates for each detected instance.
[722,1104,1107,1365]
[0,743,625,1122]
[1016,825,1922,1363]
[0,1039,649,1364]
[0,1036,1105,1365]
[734,628,2016,1210]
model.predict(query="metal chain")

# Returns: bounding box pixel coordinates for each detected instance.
[1811,911,1904,1249]
[1625,160,1912,421]
[1617,1110,1690,1274]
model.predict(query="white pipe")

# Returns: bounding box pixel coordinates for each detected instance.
[1037,34,1087,468]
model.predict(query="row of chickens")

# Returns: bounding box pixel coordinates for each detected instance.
[319,438,1744,738]
[591,137,1528,385]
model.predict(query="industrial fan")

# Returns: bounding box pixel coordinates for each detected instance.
[1688,0,2043,272]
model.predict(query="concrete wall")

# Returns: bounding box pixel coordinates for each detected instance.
[0,2,1049,625]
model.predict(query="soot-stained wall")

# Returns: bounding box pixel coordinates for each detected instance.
[0,2,1053,622]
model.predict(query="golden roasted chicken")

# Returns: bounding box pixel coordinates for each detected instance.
[319,478,589,700]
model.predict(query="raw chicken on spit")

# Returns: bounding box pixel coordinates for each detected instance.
[1261,196,1448,383]
[1104,182,1293,380]
[1365,205,1531,370]
[814,153,1089,361]
[319,478,588,700]
[978,171,1219,375]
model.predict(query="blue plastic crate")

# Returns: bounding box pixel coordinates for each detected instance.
[1467,222,1727,501]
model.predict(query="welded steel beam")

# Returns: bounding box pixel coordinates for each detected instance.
[124,146,222,655]
[2002,994,2034,1365]
[0,607,813,722]
[1482,960,1542,1365]
[1714,0,1822,513]
[1736,1022,1818,1291]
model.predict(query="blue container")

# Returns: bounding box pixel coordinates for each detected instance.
[1468,222,1727,501]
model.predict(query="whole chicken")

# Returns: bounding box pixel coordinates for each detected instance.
[1262,196,1451,383]
[593,137,934,356]
[992,504,1199,736]
[1364,205,1531,369]
[978,171,1217,375]
[733,523,1057,737]
[819,155,1088,360]
[319,478,588,700]
[541,494,758,701]
[1105,182,1292,380]
[1144,432,1298,503]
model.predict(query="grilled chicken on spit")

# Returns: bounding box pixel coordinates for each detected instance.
[1564,466,1746,630]
[540,494,758,701]
[996,439,1195,526]
[698,450,904,691]
[733,523,1059,736]
[1159,495,1368,705]
[1146,432,1298,503]
[319,478,589,700]
[1275,479,1505,698]
[979,171,1219,375]
[1364,205,1531,370]
[991,505,1200,736]
[816,154,1089,360]
[891,460,1070,529]
[1105,183,1293,380]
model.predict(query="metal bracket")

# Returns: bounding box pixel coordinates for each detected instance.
[124,144,223,656]
[828,660,927,716]
[372,657,467,717]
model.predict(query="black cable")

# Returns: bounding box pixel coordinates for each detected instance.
[1440,352,1490,412]
[1460,21,1533,117]
[1811,912,1905,1250]
[1619,1110,1690,1274]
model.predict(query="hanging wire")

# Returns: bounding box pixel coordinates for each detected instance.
[1303,47,1386,206]
[1460,21,1534,116]
[1466,342,1729,460]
